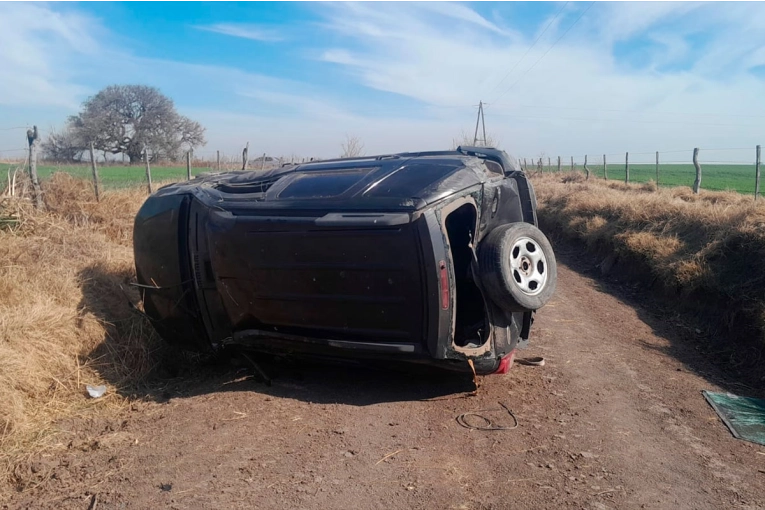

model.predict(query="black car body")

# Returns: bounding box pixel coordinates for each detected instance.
[133,147,556,375]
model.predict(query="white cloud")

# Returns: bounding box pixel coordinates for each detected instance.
[314,2,765,161]
[194,23,283,42]
[0,3,99,109]
[417,2,513,36]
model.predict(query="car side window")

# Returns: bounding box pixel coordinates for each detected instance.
[484,160,504,177]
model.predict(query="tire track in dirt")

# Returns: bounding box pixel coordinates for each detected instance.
[5,250,765,509]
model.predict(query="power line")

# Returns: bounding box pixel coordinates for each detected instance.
[492,1,594,104]
[485,1,569,98]
[0,126,30,131]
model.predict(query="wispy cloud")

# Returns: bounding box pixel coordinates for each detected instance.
[315,2,765,158]
[194,23,283,42]
[0,3,100,109]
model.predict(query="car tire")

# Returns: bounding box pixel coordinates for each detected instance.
[479,223,557,312]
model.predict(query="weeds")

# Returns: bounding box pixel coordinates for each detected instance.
[533,172,765,351]
[0,172,165,485]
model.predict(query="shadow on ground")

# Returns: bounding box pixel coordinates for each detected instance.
[76,263,476,408]
[547,233,765,397]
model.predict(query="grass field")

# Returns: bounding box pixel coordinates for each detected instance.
[2,161,761,194]
[578,163,760,193]
[0,162,213,189]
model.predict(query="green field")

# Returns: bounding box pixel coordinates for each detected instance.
[2,161,761,195]
[540,163,760,194]
[0,162,216,189]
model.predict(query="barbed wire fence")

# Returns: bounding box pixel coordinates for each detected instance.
[518,145,763,198]
[1,126,328,200]
[2,125,763,201]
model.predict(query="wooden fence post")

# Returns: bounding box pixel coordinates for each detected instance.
[523,158,527,171]
[655,151,660,186]
[186,150,192,180]
[89,142,100,202]
[603,154,608,180]
[570,156,574,172]
[260,153,266,172]
[755,145,761,200]
[625,152,629,183]
[242,142,249,171]
[26,126,43,209]
[692,148,701,194]
[547,157,551,172]
[144,147,153,194]
[583,155,590,180]
[557,156,561,173]
[216,150,220,172]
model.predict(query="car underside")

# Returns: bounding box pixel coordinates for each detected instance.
[133,147,556,375]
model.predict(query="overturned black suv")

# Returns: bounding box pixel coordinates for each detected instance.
[133,147,556,375]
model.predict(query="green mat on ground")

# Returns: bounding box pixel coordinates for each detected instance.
[702,390,765,446]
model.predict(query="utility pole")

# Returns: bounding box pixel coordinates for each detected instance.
[473,101,487,146]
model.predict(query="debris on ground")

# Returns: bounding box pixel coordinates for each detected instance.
[702,390,765,446]
[517,356,546,366]
[86,385,107,399]
[456,401,519,431]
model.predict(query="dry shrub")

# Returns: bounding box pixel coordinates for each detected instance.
[617,231,683,261]
[532,172,765,349]
[561,172,586,184]
[0,173,166,484]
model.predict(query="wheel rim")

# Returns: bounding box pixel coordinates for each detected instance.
[509,237,548,296]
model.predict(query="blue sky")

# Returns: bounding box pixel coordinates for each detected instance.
[1,1,764,163]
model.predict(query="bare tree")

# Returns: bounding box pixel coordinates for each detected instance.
[41,126,87,162]
[340,135,365,158]
[50,85,206,164]
[451,129,499,149]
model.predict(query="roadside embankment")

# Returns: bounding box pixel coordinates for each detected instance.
[532,173,765,368]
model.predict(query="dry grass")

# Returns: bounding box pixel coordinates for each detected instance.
[533,173,765,350]
[0,172,167,486]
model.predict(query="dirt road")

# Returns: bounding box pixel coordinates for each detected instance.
[6,245,765,510]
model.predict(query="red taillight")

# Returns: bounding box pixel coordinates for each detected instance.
[439,260,449,309]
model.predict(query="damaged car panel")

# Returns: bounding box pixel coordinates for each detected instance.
[133,147,557,375]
